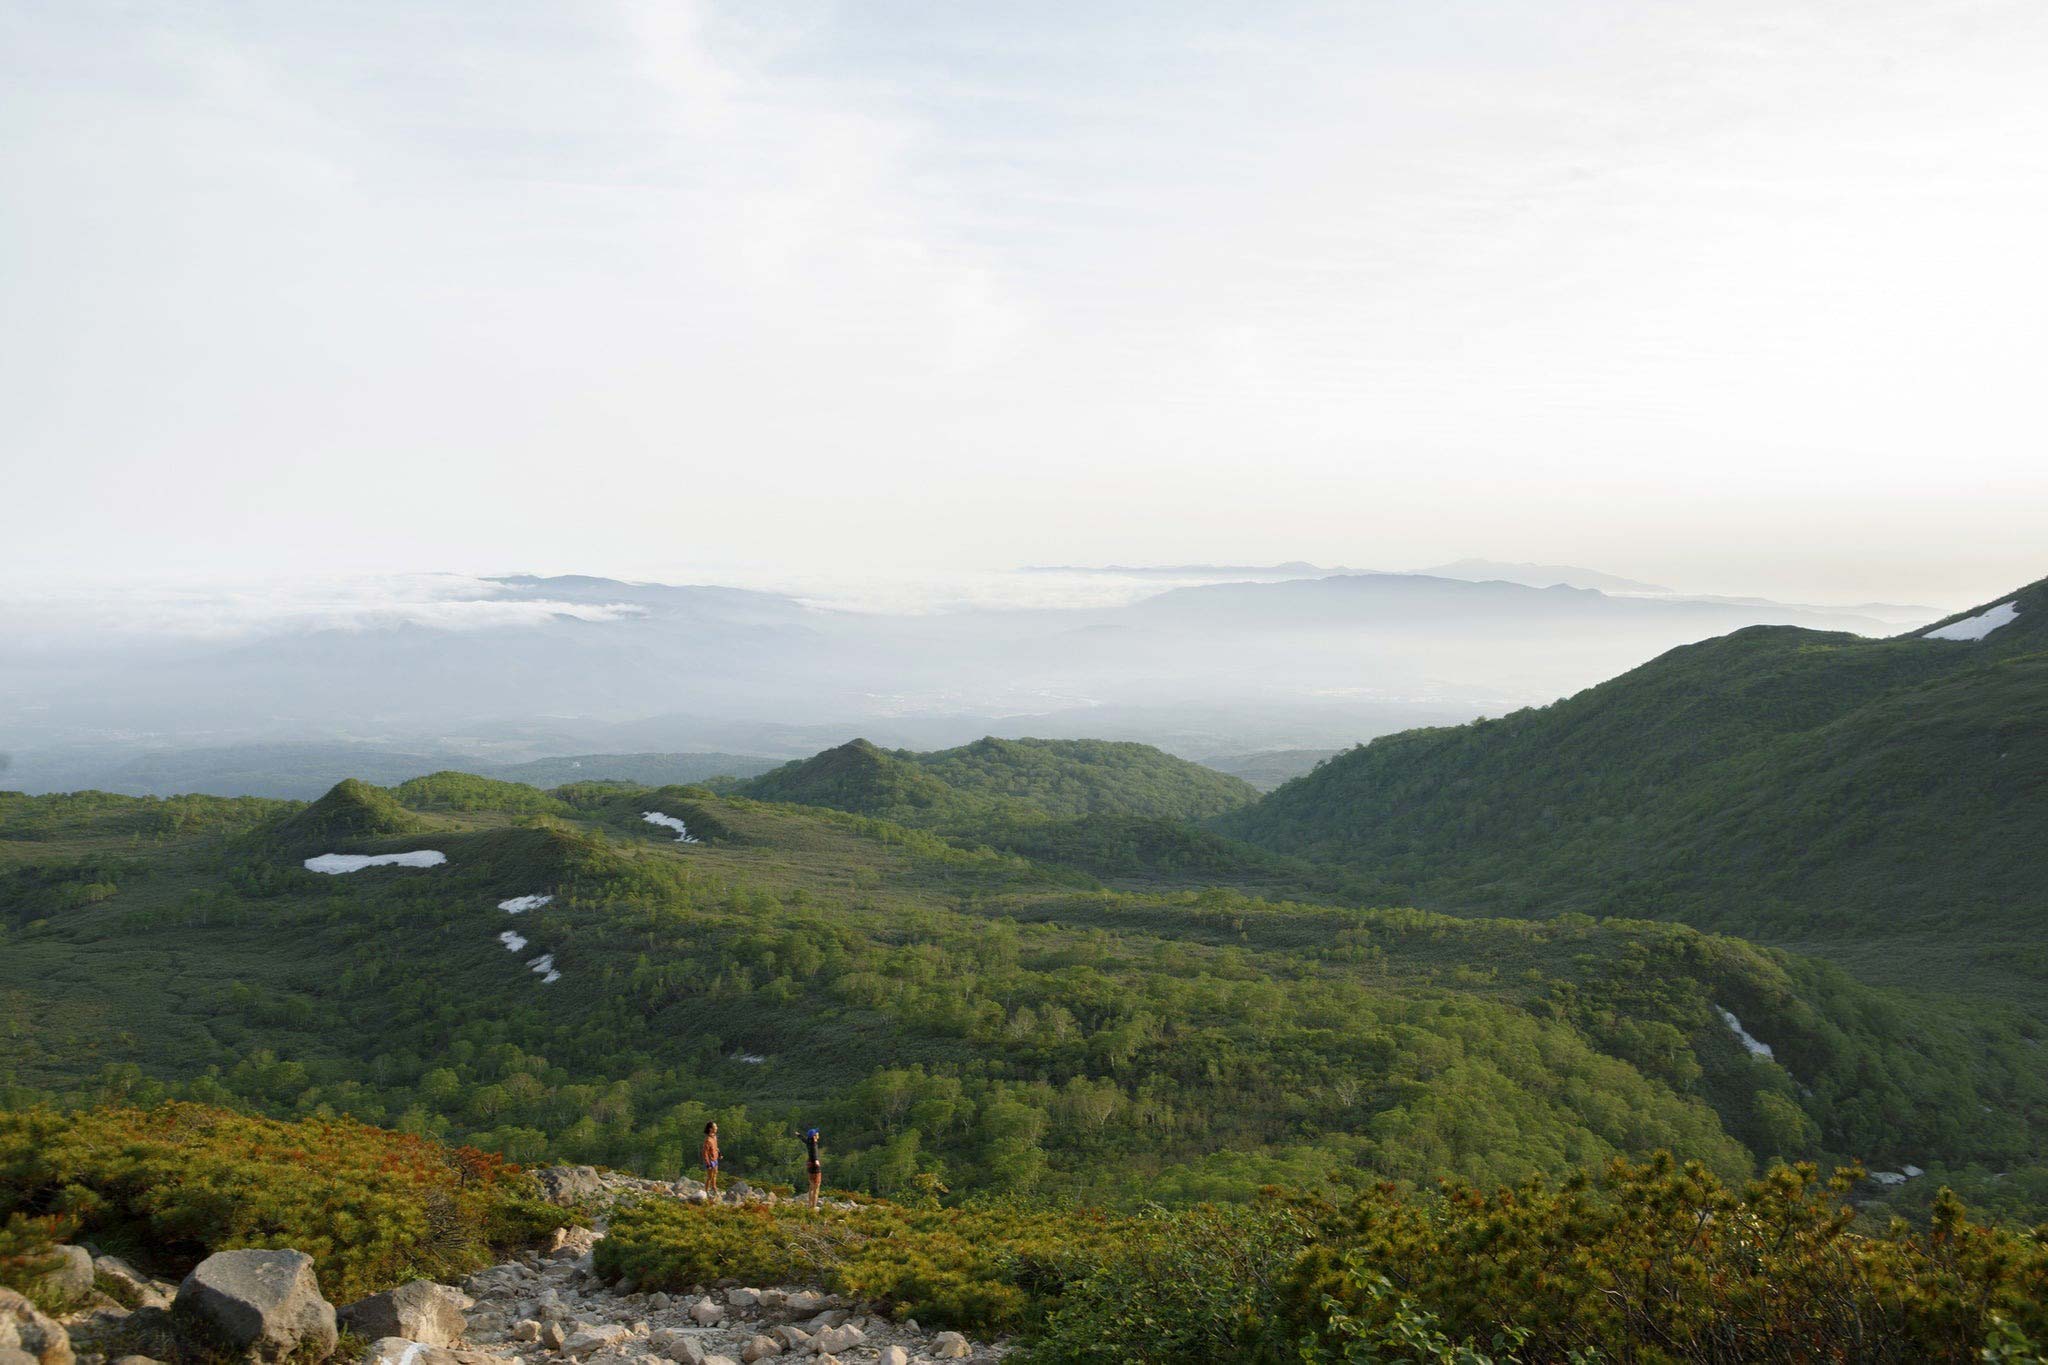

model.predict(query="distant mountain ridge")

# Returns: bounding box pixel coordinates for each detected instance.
[1417,558,1674,594]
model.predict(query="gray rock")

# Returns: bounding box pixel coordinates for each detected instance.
[90,1260,172,1314]
[358,1338,462,1365]
[110,1356,165,1365]
[0,1288,74,1365]
[533,1169,606,1208]
[809,1326,861,1355]
[736,1338,779,1364]
[340,1282,469,1348]
[646,1331,706,1365]
[877,1348,909,1365]
[172,1250,336,1363]
[930,1331,970,1360]
[765,1326,807,1351]
[538,1322,567,1351]
[687,1299,722,1328]
[559,1324,629,1359]
[723,1288,757,1310]
[43,1249,94,1303]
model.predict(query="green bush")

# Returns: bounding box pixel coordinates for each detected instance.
[0,1104,559,1302]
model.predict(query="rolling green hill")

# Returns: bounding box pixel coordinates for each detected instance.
[2,775,2044,1226]
[1218,575,2047,988]
[902,737,1259,820]
[738,736,1260,828]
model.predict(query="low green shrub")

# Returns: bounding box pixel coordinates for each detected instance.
[0,1104,559,1302]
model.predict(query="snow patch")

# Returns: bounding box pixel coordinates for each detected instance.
[642,812,701,843]
[1925,600,2020,641]
[528,953,560,984]
[1716,1006,1775,1059]
[499,929,528,953]
[303,850,446,874]
[732,1053,767,1065]
[499,894,553,913]
[1869,1171,1909,1186]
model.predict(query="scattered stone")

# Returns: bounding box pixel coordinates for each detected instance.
[511,1321,541,1343]
[780,1292,823,1319]
[877,1348,909,1365]
[930,1331,971,1360]
[724,1288,758,1310]
[645,1293,671,1313]
[111,1356,164,1365]
[339,1282,469,1348]
[0,1287,74,1365]
[172,1250,337,1363]
[765,1326,808,1351]
[736,1337,779,1363]
[688,1299,722,1327]
[538,1321,567,1351]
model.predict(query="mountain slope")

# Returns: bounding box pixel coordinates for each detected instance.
[1219,575,2046,953]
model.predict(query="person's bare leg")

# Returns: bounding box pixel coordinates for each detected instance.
[808,1170,821,1211]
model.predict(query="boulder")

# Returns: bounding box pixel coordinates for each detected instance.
[809,1325,861,1355]
[538,1322,567,1351]
[339,1282,470,1348]
[724,1288,758,1310]
[736,1338,779,1364]
[534,1169,606,1208]
[765,1326,808,1351]
[510,1321,541,1343]
[111,1356,166,1365]
[172,1250,337,1363]
[780,1291,824,1319]
[0,1288,73,1365]
[647,1331,706,1365]
[877,1348,909,1365]
[687,1299,722,1327]
[559,1324,630,1359]
[702,1357,738,1365]
[930,1331,970,1359]
[41,1248,95,1303]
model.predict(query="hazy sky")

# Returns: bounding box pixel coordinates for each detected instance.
[4,0,2044,605]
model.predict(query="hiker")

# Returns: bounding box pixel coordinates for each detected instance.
[701,1121,720,1196]
[802,1126,823,1210]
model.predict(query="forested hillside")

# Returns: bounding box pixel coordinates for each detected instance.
[1220,575,2047,978]
[739,736,1258,825]
[3,774,2044,1226]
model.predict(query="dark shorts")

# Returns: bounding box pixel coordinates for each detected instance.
[807,1161,822,1176]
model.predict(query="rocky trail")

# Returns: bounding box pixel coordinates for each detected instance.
[6,1168,1006,1365]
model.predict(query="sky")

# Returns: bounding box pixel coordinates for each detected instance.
[3,0,2045,607]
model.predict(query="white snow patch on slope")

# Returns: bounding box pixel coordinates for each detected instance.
[527,953,560,984]
[732,1053,767,1064]
[1925,601,2020,641]
[642,812,701,843]
[499,895,552,913]
[304,850,446,874]
[1716,1006,1775,1059]
[499,929,528,953]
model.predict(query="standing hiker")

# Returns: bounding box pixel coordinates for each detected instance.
[802,1126,823,1210]
[701,1121,720,1196]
